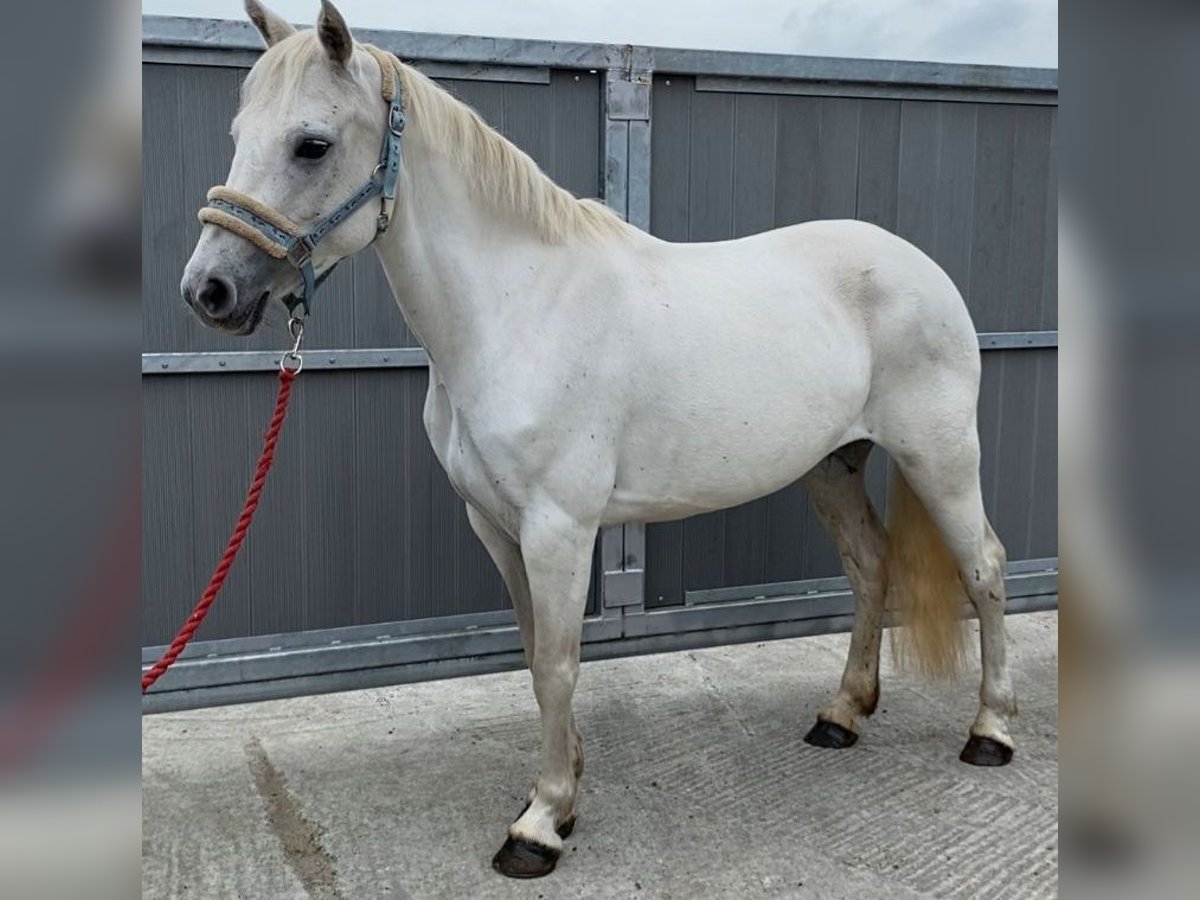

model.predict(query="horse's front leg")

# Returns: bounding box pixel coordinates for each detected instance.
[492,503,596,879]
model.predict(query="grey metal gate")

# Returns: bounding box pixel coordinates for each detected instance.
[142,16,1058,711]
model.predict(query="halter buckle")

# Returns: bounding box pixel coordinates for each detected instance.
[286,236,314,268]
[389,104,406,137]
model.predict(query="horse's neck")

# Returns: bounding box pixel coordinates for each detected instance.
[371,151,572,374]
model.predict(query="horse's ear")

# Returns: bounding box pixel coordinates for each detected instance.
[317,0,354,67]
[244,0,295,47]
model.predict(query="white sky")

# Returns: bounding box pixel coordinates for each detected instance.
[143,0,1058,69]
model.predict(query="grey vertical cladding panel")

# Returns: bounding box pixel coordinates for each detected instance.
[298,373,359,630]
[549,70,604,200]
[773,95,821,226]
[142,377,197,643]
[764,482,810,584]
[682,510,725,592]
[814,98,861,219]
[1005,105,1053,334]
[440,78,505,136]
[992,350,1045,560]
[723,497,769,587]
[896,100,941,259]
[976,349,1005,543]
[975,350,1058,560]
[1028,353,1058,558]
[688,91,735,240]
[143,65,189,355]
[650,76,692,240]
[731,93,777,237]
[968,104,1018,334]
[402,367,437,615]
[933,103,979,297]
[1041,109,1058,330]
[645,519,684,608]
[183,373,257,642]
[302,263,358,351]
[351,252,417,347]
[353,370,410,625]
[245,373,306,636]
[855,99,901,230]
[503,80,553,165]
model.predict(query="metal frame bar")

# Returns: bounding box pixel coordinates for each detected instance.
[144,563,1057,712]
[142,332,1057,375]
[143,347,428,374]
[142,44,551,84]
[693,75,1058,106]
[684,557,1056,606]
[598,60,653,620]
[142,16,1056,96]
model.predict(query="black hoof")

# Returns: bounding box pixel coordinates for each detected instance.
[804,719,859,749]
[959,734,1013,767]
[492,836,560,879]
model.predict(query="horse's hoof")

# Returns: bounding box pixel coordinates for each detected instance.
[491,836,561,878]
[959,734,1013,767]
[804,719,858,749]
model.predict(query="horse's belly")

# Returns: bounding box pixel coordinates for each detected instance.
[605,364,869,525]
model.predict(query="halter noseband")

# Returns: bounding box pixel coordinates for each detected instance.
[197,46,405,317]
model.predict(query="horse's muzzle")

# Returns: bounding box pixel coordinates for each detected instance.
[181,266,271,335]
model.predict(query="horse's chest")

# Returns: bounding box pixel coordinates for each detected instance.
[422,374,522,527]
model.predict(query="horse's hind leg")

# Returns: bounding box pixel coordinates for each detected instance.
[888,433,1017,766]
[801,440,889,749]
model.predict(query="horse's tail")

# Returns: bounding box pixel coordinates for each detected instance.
[884,464,968,678]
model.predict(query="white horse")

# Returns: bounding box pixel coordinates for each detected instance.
[181,1,1017,878]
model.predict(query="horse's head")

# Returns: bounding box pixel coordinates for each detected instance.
[181,1,396,334]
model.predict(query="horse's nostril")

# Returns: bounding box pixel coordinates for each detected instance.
[196,276,236,319]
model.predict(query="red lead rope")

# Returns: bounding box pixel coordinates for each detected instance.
[142,367,299,693]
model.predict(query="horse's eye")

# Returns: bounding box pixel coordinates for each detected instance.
[295,138,331,160]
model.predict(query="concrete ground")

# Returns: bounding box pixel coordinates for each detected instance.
[143,612,1058,899]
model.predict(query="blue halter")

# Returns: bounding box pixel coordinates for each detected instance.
[200,59,405,318]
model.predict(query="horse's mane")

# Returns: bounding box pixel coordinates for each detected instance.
[241,33,629,243]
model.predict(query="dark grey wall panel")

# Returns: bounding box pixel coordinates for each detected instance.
[645,76,1057,607]
[144,370,485,643]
